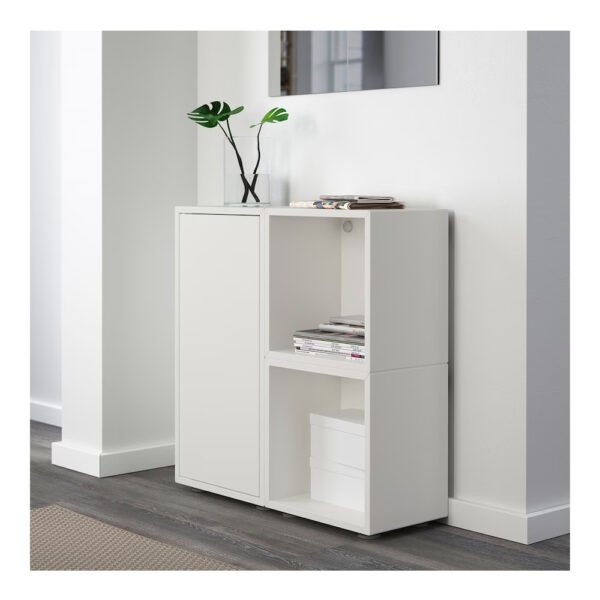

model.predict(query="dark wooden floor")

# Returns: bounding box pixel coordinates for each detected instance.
[31,421,569,570]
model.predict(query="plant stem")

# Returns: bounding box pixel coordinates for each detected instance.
[228,121,260,202]
[218,121,254,203]
[249,123,264,199]
[252,123,263,175]
[225,120,260,202]
[248,183,260,203]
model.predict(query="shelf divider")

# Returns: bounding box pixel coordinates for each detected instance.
[267,349,368,380]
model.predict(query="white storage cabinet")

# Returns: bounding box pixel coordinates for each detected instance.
[175,205,448,535]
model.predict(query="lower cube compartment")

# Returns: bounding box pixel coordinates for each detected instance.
[266,363,448,535]
[267,366,367,531]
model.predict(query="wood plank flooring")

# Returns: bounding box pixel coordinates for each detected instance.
[30,422,569,570]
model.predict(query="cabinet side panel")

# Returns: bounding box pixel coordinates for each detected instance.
[368,365,448,534]
[369,211,448,371]
[341,218,365,316]
[178,214,260,496]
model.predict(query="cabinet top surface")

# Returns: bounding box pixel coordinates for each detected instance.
[176,205,447,218]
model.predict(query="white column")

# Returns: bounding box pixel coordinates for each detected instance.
[52,31,198,477]
[52,31,104,475]
[448,32,570,544]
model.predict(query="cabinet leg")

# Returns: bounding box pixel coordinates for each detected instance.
[281,512,296,519]
[190,488,204,493]
[255,505,269,511]
[357,533,381,540]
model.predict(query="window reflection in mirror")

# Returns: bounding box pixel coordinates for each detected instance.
[271,31,439,97]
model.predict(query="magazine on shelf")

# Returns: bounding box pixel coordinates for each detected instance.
[294,345,364,358]
[293,328,365,345]
[295,348,365,361]
[317,322,365,336]
[294,339,365,355]
[328,315,365,327]
[292,315,367,361]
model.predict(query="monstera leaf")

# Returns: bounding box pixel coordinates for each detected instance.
[187,101,244,128]
[250,107,289,128]
[185,101,289,203]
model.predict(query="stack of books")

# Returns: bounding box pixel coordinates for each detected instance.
[293,315,365,361]
[290,195,405,210]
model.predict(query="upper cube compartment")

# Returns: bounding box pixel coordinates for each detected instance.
[267,209,448,373]
[267,214,366,358]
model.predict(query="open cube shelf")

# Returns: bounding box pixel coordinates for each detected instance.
[266,362,449,535]
[266,209,448,373]
[267,214,366,359]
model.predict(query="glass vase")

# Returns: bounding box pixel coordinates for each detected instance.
[224,136,271,206]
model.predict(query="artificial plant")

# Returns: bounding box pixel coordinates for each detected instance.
[187,101,289,203]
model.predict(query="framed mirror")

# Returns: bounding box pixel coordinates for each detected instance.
[269,31,439,97]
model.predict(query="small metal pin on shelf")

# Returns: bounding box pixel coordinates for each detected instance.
[342,220,353,233]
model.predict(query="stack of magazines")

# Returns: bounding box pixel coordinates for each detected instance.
[293,315,365,361]
[290,195,405,210]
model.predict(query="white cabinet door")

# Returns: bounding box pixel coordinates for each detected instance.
[178,214,260,496]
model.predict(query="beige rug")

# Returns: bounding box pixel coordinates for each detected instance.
[31,504,239,571]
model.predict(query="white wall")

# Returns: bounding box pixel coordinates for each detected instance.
[526,32,570,514]
[51,31,198,476]
[102,32,198,452]
[197,31,529,510]
[30,32,62,427]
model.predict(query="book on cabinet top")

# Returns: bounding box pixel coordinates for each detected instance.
[289,200,405,210]
[319,195,396,203]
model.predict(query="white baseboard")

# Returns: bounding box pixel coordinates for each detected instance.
[446,497,569,544]
[526,503,571,543]
[100,443,175,477]
[51,441,174,478]
[30,398,62,427]
[51,441,102,476]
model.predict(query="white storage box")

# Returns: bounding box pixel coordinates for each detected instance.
[309,409,365,511]
[310,409,365,470]
[310,457,365,512]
